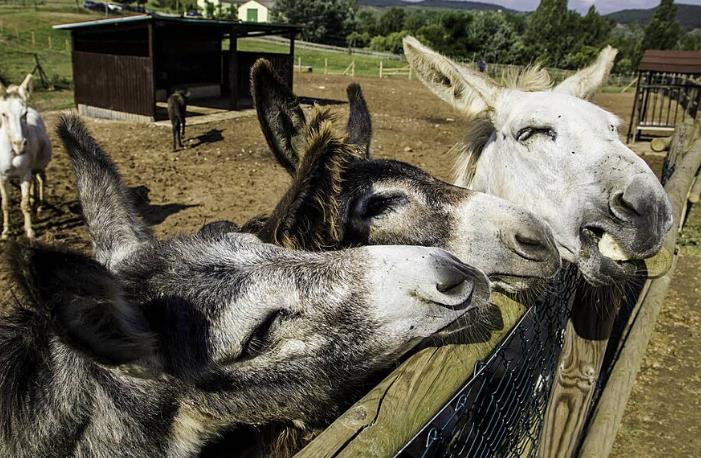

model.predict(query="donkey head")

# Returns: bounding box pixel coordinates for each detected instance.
[50,114,491,431]
[0,74,33,155]
[251,59,560,292]
[404,38,673,286]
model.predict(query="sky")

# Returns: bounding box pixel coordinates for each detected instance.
[466,0,701,14]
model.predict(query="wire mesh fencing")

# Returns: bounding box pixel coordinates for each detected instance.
[396,265,580,458]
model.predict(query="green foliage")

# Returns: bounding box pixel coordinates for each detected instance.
[642,0,682,51]
[369,30,408,54]
[379,7,405,34]
[272,0,358,46]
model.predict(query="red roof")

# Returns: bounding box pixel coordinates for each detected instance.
[638,50,701,74]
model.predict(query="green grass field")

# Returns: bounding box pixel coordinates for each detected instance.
[238,38,404,78]
[0,3,98,110]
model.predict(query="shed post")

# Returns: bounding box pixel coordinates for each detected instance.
[288,31,295,89]
[147,21,156,120]
[229,29,239,110]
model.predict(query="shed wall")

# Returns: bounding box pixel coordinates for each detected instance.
[73,51,154,117]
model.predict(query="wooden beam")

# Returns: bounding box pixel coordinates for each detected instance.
[537,290,620,458]
[229,30,239,110]
[147,21,156,120]
[296,292,527,458]
[579,124,701,458]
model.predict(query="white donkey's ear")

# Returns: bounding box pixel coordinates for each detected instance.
[403,36,497,116]
[19,74,34,100]
[554,46,618,100]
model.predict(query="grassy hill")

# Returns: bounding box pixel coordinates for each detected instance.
[358,0,516,13]
[606,3,701,30]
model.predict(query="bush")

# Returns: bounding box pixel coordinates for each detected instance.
[369,31,408,55]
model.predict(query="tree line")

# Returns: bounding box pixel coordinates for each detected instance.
[272,0,701,72]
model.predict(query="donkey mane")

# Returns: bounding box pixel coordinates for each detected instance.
[452,116,495,187]
[258,108,365,250]
[500,65,552,92]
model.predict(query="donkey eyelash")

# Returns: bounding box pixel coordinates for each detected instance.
[241,310,285,359]
[516,127,556,142]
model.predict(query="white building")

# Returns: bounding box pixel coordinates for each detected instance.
[238,0,273,23]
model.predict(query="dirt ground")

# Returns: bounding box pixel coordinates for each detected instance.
[0,74,698,456]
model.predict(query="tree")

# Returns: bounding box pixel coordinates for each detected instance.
[272,0,358,45]
[523,0,579,67]
[642,0,682,51]
[379,7,406,34]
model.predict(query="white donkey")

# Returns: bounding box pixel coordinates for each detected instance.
[403,38,672,286]
[0,74,52,239]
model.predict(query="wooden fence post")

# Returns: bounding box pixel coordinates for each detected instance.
[48,35,52,49]
[351,60,355,77]
[297,57,301,72]
[379,61,383,78]
[31,31,35,46]
[324,58,328,75]
[65,39,70,53]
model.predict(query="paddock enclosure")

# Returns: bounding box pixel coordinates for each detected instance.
[0,73,698,457]
[53,15,301,122]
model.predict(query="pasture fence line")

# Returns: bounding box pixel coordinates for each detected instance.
[297,120,700,457]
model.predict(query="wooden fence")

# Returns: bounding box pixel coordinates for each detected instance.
[297,121,701,457]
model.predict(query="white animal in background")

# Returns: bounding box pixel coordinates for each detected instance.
[0,74,52,239]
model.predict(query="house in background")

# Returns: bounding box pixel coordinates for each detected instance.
[196,0,237,18]
[238,0,273,23]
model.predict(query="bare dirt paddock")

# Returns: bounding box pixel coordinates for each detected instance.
[0,74,698,456]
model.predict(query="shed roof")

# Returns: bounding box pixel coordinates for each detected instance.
[638,50,701,75]
[53,13,301,36]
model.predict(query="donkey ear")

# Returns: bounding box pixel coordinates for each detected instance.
[9,242,158,377]
[18,74,34,100]
[553,46,618,100]
[346,83,372,158]
[403,36,497,117]
[251,59,306,176]
[258,115,363,249]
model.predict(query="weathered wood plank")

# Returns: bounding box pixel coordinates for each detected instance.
[296,292,526,458]
[579,130,701,458]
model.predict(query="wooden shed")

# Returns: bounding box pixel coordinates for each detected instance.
[627,50,701,142]
[54,14,301,122]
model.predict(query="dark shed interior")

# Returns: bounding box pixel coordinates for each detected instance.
[55,14,301,122]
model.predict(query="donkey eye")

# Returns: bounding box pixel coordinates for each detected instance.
[516,127,556,142]
[363,193,408,219]
[240,310,285,359]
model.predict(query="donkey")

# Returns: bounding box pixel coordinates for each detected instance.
[202,60,561,295]
[0,74,52,239]
[403,38,673,286]
[168,89,188,151]
[0,113,491,457]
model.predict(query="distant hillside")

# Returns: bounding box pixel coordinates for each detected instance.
[606,3,701,30]
[358,0,517,13]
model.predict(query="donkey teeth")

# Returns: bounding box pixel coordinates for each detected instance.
[597,233,631,261]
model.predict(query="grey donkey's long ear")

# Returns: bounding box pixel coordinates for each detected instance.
[403,36,498,117]
[258,112,365,250]
[252,59,306,175]
[346,83,372,158]
[8,241,157,376]
[57,113,153,270]
[554,46,618,100]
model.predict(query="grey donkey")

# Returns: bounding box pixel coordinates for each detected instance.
[168,89,187,151]
[202,60,561,294]
[0,113,491,457]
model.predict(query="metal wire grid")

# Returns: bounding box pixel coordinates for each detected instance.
[397,266,580,458]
